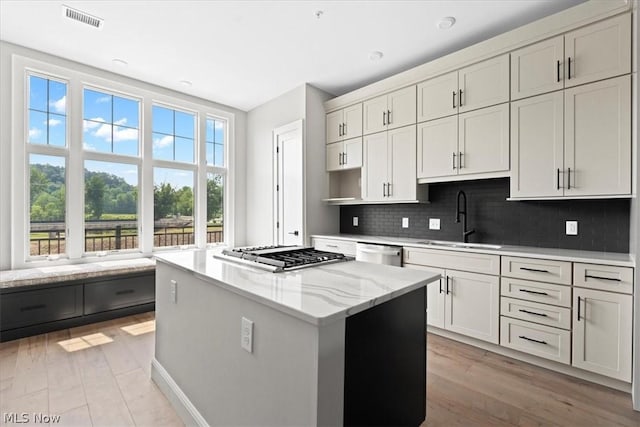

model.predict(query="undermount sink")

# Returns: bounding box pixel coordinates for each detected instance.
[416,240,502,250]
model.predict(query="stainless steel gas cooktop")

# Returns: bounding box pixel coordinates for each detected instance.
[214,245,352,272]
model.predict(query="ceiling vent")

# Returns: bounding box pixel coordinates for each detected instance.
[62,5,104,29]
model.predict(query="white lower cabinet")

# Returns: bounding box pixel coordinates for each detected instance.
[572,287,632,382]
[501,317,571,364]
[404,257,499,344]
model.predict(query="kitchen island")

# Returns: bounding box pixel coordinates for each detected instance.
[152,249,439,426]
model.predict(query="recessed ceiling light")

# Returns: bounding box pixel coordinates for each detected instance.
[369,51,384,61]
[112,58,128,66]
[437,16,456,30]
[314,10,324,19]
[179,80,193,87]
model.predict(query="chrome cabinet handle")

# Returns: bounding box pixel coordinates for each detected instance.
[382,111,387,126]
[387,182,392,197]
[343,122,347,135]
[452,152,457,170]
[459,89,463,106]
[339,152,343,165]
[459,152,463,169]
[382,183,387,197]
[338,123,343,136]
[343,152,347,165]
[387,109,391,124]
[452,91,456,109]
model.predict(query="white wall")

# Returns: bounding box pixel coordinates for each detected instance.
[631,1,640,411]
[0,41,247,268]
[304,85,339,242]
[245,86,305,246]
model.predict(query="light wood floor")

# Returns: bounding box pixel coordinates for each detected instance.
[1,313,639,426]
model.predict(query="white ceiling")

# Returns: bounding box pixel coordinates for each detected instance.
[0,0,587,112]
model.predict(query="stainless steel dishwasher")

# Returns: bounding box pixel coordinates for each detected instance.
[355,242,402,266]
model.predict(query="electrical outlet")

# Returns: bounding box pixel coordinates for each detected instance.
[241,317,253,353]
[170,280,177,303]
[402,217,409,228]
[353,216,359,227]
[566,221,578,236]
[429,218,441,230]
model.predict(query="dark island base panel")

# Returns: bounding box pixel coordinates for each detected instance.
[344,287,426,427]
[340,178,631,253]
[0,303,155,342]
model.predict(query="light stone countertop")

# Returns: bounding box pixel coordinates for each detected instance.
[155,249,439,326]
[312,234,636,267]
[0,258,156,289]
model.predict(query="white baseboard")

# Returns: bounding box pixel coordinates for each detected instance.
[151,358,209,427]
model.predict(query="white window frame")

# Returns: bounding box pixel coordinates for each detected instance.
[11,55,235,268]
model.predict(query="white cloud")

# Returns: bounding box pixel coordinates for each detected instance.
[114,117,128,126]
[83,118,105,132]
[214,121,224,129]
[153,135,173,148]
[50,95,66,113]
[113,127,138,142]
[96,96,111,103]
[83,142,96,150]
[93,123,112,142]
[29,128,42,139]
[48,118,62,127]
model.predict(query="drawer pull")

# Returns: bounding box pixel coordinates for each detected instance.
[518,288,549,296]
[519,335,547,345]
[519,267,550,273]
[325,244,339,248]
[519,309,548,317]
[20,304,46,312]
[585,274,621,282]
[116,289,135,296]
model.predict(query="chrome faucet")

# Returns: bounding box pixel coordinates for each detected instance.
[455,190,475,243]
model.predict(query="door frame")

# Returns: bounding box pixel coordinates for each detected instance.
[272,119,305,246]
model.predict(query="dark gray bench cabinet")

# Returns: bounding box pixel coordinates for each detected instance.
[1,271,155,341]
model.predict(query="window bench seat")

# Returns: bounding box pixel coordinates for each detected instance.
[0,258,156,342]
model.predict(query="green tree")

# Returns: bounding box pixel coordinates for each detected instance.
[30,167,49,204]
[176,186,193,216]
[154,183,176,220]
[85,175,105,219]
[207,176,223,222]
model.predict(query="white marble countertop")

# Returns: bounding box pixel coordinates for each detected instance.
[155,249,439,326]
[0,258,156,289]
[312,234,635,267]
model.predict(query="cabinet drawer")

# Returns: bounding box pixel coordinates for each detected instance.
[0,285,83,331]
[501,256,571,285]
[403,247,499,275]
[500,317,570,365]
[500,277,571,308]
[501,297,571,330]
[84,275,155,315]
[312,238,356,257]
[573,263,633,294]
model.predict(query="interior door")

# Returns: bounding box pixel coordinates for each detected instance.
[274,120,304,246]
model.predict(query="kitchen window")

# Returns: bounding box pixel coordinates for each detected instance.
[12,57,235,268]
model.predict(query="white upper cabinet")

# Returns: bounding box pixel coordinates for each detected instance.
[326,138,363,172]
[363,86,416,135]
[362,125,416,202]
[458,103,510,176]
[326,103,362,144]
[510,15,630,100]
[417,72,458,122]
[417,55,509,122]
[564,75,631,197]
[417,103,509,180]
[510,91,564,198]
[458,55,510,113]
[511,36,564,100]
[565,14,631,88]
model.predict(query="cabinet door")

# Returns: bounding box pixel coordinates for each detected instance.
[343,104,363,139]
[416,116,458,179]
[564,14,631,88]
[564,75,631,196]
[326,110,343,144]
[363,95,388,135]
[343,137,363,169]
[362,132,388,201]
[326,141,343,172]
[387,86,417,130]
[458,103,509,176]
[458,54,510,113]
[510,91,564,198]
[572,288,632,382]
[416,71,458,122]
[445,270,499,344]
[511,36,564,100]
[404,264,445,328]
[387,125,416,201]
